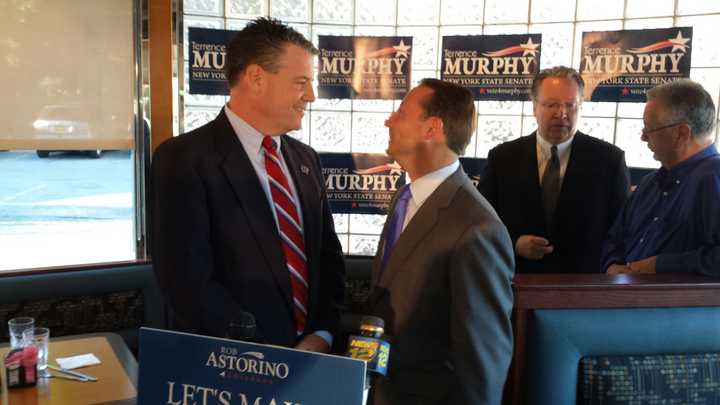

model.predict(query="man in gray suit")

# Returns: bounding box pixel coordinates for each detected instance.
[367,78,515,405]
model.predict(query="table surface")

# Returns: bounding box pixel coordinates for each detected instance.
[1,332,137,405]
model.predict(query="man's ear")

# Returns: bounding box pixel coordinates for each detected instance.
[425,116,444,140]
[676,122,692,144]
[243,64,266,94]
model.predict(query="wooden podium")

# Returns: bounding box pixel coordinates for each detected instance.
[505,273,720,405]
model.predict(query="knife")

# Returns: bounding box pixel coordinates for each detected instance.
[47,364,98,382]
[41,371,88,382]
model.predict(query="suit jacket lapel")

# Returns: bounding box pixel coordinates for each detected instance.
[525,133,547,231]
[377,167,467,289]
[556,132,585,215]
[213,111,293,312]
[371,209,392,287]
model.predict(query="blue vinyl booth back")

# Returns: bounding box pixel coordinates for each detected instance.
[0,257,375,356]
[525,307,720,405]
[0,263,164,353]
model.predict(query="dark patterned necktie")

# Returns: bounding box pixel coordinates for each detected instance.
[541,145,560,228]
[262,136,308,336]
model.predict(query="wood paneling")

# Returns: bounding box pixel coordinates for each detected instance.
[149,0,174,154]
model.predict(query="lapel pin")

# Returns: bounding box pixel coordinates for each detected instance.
[301,165,310,175]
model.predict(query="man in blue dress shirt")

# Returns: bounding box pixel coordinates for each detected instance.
[602,79,720,276]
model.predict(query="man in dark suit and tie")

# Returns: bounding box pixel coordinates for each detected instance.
[478,66,630,273]
[150,18,344,353]
[368,78,515,404]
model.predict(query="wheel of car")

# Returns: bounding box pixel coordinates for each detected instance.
[36,150,50,158]
[87,149,102,159]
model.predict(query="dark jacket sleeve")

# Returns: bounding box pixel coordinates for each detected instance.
[608,149,631,228]
[309,149,346,337]
[150,141,252,339]
[478,148,520,246]
[477,148,498,208]
[601,193,636,272]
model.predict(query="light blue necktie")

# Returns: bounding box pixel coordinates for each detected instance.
[381,185,412,272]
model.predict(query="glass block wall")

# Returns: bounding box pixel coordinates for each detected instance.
[183,0,720,255]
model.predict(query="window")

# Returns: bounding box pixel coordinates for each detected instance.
[0,0,144,270]
[182,0,720,255]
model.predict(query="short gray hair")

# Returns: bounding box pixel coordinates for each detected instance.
[530,66,585,101]
[646,79,716,138]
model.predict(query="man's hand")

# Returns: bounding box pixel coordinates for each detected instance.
[515,235,554,260]
[295,334,330,353]
[607,263,631,274]
[607,256,657,274]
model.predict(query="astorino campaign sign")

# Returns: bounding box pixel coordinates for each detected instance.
[137,328,365,405]
[317,36,412,99]
[580,27,692,102]
[441,34,541,101]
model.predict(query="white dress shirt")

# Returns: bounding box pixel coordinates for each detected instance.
[536,132,574,186]
[224,105,331,345]
[224,105,304,230]
[402,160,460,231]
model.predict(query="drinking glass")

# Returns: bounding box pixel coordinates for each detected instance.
[23,327,50,372]
[7,317,34,349]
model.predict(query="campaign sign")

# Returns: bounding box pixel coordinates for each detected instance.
[188,27,237,95]
[137,328,366,405]
[459,157,486,188]
[580,27,693,102]
[320,153,406,215]
[441,34,541,101]
[318,36,412,99]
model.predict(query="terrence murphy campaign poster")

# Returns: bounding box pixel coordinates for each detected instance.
[188,27,237,95]
[441,34,541,101]
[317,36,412,99]
[320,153,405,215]
[580,27,692,102]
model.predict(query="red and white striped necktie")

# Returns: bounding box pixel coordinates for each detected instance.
[262,136,308,336]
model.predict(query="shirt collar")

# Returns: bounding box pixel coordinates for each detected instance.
[408,160,460,207]
[656,143,718,187]
[224,104,282,156]
[669,143,718,175]
[536,131,574,161]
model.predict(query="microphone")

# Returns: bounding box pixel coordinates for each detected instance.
[346,315,390,386]
[225,312,257,342]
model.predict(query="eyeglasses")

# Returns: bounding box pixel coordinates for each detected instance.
[640,122,685,136]
[539,102,579,113]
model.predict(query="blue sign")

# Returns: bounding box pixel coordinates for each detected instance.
[459,157,486,188]
[137,328,366,405]
[189,27,237,95]
[441,34,542,101]
[317,36,413,99]
[580,27,693,102]
[320,153,406,215]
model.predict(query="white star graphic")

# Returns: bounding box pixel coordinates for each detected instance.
[393,40,411,58]
[669,31,690,53]
[520,37,540,57]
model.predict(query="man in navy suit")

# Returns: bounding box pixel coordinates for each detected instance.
[479,66,630,273]
[151,18,344,352]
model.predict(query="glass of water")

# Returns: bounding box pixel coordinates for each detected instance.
[8,317,34,348]
[23,327,50,373]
